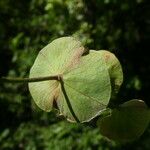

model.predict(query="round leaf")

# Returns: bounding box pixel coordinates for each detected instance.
[57,50,111,122]
[97,100,150,142]
[29,37,85,112]
[29,37,111,122]
[93,50,123,94]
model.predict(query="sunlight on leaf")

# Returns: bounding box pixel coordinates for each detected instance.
[29,37,85,112]
[29,37,112,122]
[97,50,123,94]
[58,50,111,122]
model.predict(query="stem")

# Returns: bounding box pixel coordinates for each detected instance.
[0,75,60,83]
[0,75,80,123]
[60,79,80,123]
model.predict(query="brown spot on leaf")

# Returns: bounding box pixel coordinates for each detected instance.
[102,51,113,63]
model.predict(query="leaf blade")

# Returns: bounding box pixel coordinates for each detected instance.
[57,50,111,122]
[97,100,150,142]
[29,37,85,111]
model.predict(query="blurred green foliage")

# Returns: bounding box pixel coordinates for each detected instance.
[0,0,150,149]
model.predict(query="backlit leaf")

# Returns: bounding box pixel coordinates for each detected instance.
[93,50,123,94]
[57,50,111,122]
[29,37,85,112]
[29,37,111,122]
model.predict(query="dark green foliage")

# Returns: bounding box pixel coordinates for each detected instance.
[0,0,150,149]
[0,121,115,150]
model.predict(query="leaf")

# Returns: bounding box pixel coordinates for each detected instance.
[57,50,111,122]
[29,37,85,112]
[29,37,111,122]
[97,100,150,142]
[93,50,123,94]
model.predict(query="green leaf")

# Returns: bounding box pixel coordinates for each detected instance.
[58,50,111,122]
[95,50,123,94]
[29,37,85,112]
[97,100,150,142]
[29,37,111,122]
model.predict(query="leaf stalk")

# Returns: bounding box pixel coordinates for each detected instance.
[0,75,60,83]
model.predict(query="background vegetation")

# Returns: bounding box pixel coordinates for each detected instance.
[0,0,150,149]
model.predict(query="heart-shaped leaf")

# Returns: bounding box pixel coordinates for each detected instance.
[29,37,111,122]
[97,100,150,142]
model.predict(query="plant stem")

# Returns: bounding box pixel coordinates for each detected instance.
[60,79,80,123]
[0,75,80,123]
[0,75,60,83]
